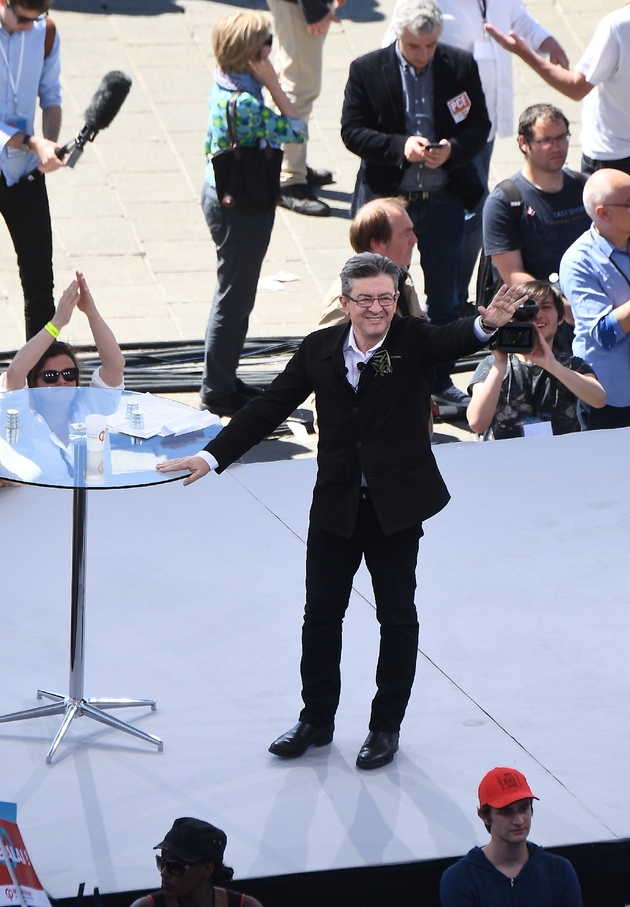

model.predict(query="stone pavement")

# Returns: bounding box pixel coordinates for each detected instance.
[0,0,618,432]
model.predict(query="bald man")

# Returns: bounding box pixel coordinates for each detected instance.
[560,169,630,429]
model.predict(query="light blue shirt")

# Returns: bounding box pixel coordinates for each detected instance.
[0,17,61,186]
[560,225,630,407]
[395,43,447,193]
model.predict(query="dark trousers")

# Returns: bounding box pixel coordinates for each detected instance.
[299,495,423,734]
[0,170,54,339]
[586,404,630,430]
[200,183,275,400]
[582,153,630,177]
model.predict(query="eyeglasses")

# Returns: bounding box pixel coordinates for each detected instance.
[343,293,399,308]
[528,132,571,149]
[6,0,47,24]
[604,202,630,208]
[38,368,79,384]
[263,34,273,46]
[155,855,202,877]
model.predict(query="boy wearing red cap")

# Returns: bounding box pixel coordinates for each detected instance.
[439,767,582,906]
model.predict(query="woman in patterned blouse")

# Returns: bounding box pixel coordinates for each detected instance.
[200,11,307,417]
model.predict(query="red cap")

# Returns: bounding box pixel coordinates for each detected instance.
[478,767,539,809]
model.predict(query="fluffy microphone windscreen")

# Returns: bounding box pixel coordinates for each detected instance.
[84,71,132,131]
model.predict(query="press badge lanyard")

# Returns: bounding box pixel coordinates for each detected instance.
[0,30,25,114]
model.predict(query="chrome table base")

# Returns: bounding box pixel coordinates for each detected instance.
[0,690,163,764]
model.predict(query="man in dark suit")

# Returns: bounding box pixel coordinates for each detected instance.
[341,0,491,408]
[157,254,524,769]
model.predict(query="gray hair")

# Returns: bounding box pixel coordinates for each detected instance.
[339,252,400,298]
[392,0,443,38]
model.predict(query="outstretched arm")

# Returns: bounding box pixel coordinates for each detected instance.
[75,272,125,387]
[4,281,80,390]
[484,25,593,101]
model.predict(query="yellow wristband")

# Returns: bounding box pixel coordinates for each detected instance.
[44,322,60,339]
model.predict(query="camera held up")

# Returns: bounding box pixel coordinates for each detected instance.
[492,299,539,354]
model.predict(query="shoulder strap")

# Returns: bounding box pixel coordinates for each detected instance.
[225,91,241,148]
[44,18,56,58]
[147,892,165,907]
[224,890,245,907]
[566,168,588,188]
[496,178,524,225]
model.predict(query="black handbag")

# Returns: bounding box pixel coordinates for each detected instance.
[212,91,283,214]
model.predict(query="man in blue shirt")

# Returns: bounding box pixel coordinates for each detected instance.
[440,766,582,907]
[560,169,630,429]
[0,0,64,339]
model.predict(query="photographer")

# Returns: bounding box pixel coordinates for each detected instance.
[467,280,606,440]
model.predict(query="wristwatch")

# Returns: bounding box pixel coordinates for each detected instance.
[20,134,32,152]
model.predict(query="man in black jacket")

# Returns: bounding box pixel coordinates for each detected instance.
[157,254,524,769]
[341,0,490,407]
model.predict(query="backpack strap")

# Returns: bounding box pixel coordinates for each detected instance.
[44,17,56,58]
[566,168,588,188]
[495,178,524,225]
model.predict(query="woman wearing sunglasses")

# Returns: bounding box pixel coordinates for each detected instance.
[2,270,125,392]
[131,817,263,907]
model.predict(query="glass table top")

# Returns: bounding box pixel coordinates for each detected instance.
[0,387,221,489]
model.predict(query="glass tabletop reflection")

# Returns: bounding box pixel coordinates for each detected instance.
[0,387,221,489]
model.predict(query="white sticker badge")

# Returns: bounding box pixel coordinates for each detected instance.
[447,92,472,123]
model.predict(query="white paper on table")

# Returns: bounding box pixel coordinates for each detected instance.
[107,394,220,439]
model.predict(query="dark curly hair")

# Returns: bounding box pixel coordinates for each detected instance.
[27,341,80,388]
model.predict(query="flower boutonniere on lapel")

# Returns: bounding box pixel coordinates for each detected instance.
[370,349,401,376]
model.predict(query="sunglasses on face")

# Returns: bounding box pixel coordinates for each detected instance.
[155,855,201,877]
[263,34,273,46]
[38,367,79,384]
[6,0,47,24]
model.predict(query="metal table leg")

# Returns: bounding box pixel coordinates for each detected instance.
[0,486,163,764]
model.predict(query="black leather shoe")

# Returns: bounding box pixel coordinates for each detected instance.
[306,166,334,187]
[199,390,251,417]
[356,731,399,770]
[235,378,263,398]
[278,184,331,217]
[268,721,334,757]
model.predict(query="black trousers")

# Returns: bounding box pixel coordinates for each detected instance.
[582,153,630,177]
[299,494,423,735]
[587,404,630,430]
[0,170,54,339]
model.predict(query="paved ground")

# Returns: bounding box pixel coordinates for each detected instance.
[0,0,617,454]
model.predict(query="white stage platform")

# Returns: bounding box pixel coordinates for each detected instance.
[1,428,629,899]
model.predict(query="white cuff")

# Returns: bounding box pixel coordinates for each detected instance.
[474,316,497,340]
[198,450,218,471]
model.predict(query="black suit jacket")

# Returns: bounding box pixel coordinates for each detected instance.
[205,316,488,538]
[341,42,490,211]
